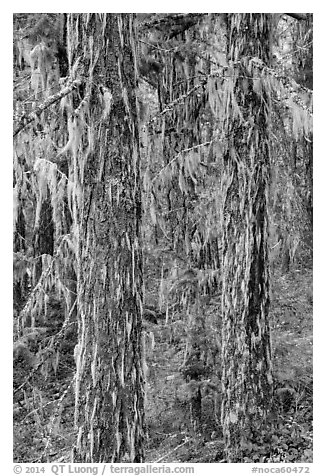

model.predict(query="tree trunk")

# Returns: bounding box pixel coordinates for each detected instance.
[14,204,28,314]
[220,14,273,462]
[190,386,202,433]
[67,14,145,463]
[33,194,54,284]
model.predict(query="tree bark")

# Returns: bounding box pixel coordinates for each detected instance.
[33,195,54,284]
[67,14,145,463]
[14,205,28,314]
[221,14,273,462]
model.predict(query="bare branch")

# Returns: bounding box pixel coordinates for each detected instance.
[147,58,312,129]
[147,79,207,127]
[139,13,204,30]
[154,438,191,463]
[13,78,81,138]
[151,139,215,184]
[139,13,206,39]
[285,13,308,21]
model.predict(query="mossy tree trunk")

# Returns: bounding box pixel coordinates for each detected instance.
[220,14,273,462]
[33,195,54,284]
[297,14,313,256]
[67,14,145,463]
[14,204,28,314]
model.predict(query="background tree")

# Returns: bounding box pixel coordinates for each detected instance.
[139,14,224,433]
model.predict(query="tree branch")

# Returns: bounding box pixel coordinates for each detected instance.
[139,13,203,29]
[139,13,205,38]
[13,78,81,138]
[285,13,308,21]
[147,58,312,131]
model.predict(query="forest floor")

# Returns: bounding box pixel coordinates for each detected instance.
[13,266,313,463]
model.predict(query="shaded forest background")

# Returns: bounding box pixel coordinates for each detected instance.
[13,13,313,463]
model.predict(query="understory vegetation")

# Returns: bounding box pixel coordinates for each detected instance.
[14,267,312,462]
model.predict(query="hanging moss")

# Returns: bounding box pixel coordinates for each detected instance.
[221,14,273,462]
[66,14,145,463]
